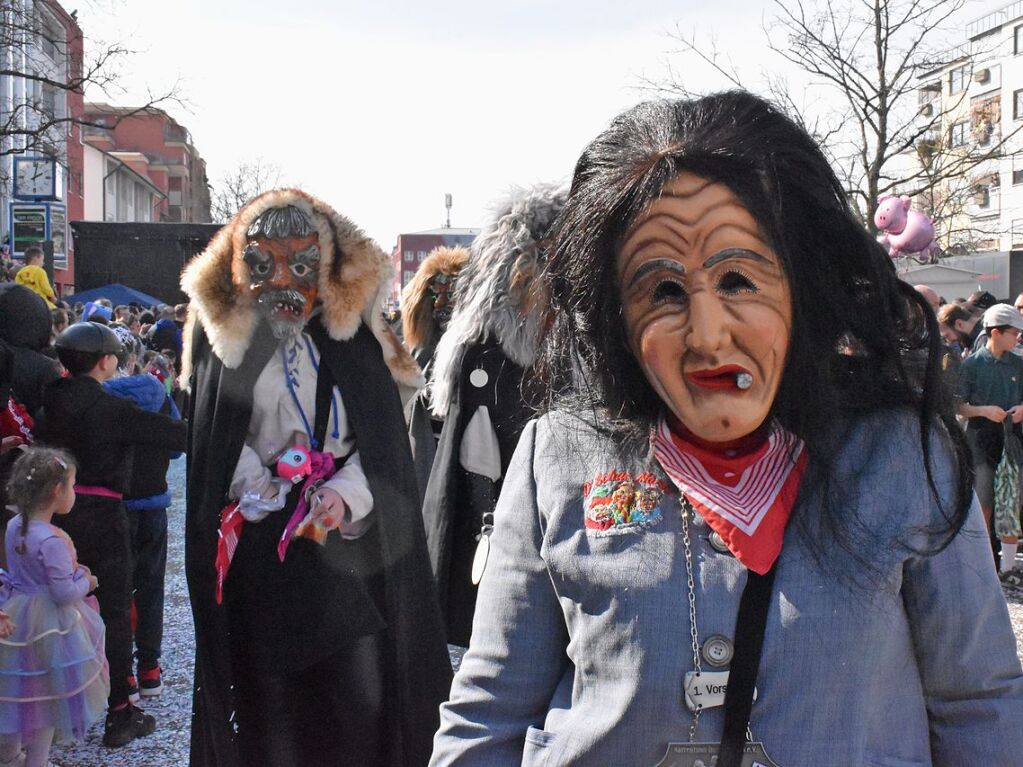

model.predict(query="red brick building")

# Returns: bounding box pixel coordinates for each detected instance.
[82,104,211,224]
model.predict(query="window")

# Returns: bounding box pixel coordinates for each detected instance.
[1016,25,1023,54]
[971,94,1000,146]
[403,250,413,262]
[1014,220,1023,247]
[417,250,427,261]
[36,13,62,61]
[949,65,969,95]
[39,82,59,119]
[403,270,415,283]
[975,181,998,212]
[949,121,969,148]
[1015,90,1023,120]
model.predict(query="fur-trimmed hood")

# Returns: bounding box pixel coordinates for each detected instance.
[429,183,567,418]
[401,245,469,355]
[181,188,422,393]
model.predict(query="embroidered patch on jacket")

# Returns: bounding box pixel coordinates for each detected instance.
[582,470,671,531]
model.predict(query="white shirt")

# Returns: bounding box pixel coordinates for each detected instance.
[229,332,373,537]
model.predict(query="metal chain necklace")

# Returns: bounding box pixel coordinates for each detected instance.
[679,496,704,742]
[658,497,780,767]
[679,496,753,744]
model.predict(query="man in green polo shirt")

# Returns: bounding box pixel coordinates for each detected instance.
[957,303,1023,577]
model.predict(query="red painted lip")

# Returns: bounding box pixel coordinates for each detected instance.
[685,365,752,391]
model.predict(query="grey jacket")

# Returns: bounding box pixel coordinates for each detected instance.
[431,411,1023,766]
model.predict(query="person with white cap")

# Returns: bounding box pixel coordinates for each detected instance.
[956,303,1023,578]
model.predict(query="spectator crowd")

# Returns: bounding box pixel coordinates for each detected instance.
[0,277,187,763]
[927,285,1023,583]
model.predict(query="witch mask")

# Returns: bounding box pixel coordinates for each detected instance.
[617,172,792,443]
[243,205,321,339]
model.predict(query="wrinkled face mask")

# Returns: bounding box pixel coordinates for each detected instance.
[617,172,792,443]
[429,272,455,329]
[245,235,320,339]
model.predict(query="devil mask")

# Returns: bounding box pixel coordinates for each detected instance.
[429,272,456,329]
[243,205,321,339]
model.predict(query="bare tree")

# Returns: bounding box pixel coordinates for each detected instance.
[209,159,284,224]
[0,0,181,170]
[645,0,1017,251]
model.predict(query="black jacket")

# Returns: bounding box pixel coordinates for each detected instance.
[185,316,451,767]
[0,284,60,417]
[35,376,186,494]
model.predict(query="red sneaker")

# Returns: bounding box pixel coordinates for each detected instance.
[138,665,163,698]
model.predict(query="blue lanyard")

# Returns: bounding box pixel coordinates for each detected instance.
[281,337,340,450]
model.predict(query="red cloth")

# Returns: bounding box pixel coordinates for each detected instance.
[652,417,807,574]
[214,501,242,605]
[0,395,32,444]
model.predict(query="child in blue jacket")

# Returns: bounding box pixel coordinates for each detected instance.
[106,326,182,700]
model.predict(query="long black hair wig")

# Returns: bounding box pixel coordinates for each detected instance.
[536,91,973,565]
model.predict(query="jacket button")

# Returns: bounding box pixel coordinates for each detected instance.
[708,531,731,555]
[702,635,734,667]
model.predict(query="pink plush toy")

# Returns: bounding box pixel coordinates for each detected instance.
[874,195,939,262]
[277,446,312,484]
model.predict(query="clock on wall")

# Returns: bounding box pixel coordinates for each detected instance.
[12,156,61,200]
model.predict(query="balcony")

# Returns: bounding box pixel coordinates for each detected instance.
[967,0,1023,39]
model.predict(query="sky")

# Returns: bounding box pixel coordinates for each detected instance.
[74,0,1003,250]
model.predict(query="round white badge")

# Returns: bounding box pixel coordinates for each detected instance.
[469,368,489,388]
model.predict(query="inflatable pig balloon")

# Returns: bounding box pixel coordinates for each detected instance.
[874,195,940,263]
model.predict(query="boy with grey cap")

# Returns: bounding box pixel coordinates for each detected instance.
[956,303,1023,578]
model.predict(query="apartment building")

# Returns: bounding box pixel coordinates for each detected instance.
[915,1,1023,253]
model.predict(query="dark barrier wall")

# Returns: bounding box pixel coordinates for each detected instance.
[70,221,222,304]
[1011,250,1023,303]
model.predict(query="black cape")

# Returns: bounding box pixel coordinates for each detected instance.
[185,316,451,767]
[421,336,534,645]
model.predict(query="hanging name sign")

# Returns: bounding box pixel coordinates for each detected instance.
[683,671,758,712]
[684,670,729,711]
[654,741,780,767]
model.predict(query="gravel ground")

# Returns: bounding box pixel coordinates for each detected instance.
[44,456,1023,764]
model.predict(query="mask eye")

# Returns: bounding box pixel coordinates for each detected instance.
[717,270,758,295]
[652,279,687,306]
[244,244,273,278]
[290,263,311,278]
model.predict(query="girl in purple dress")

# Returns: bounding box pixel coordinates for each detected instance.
[0,448,108,767]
